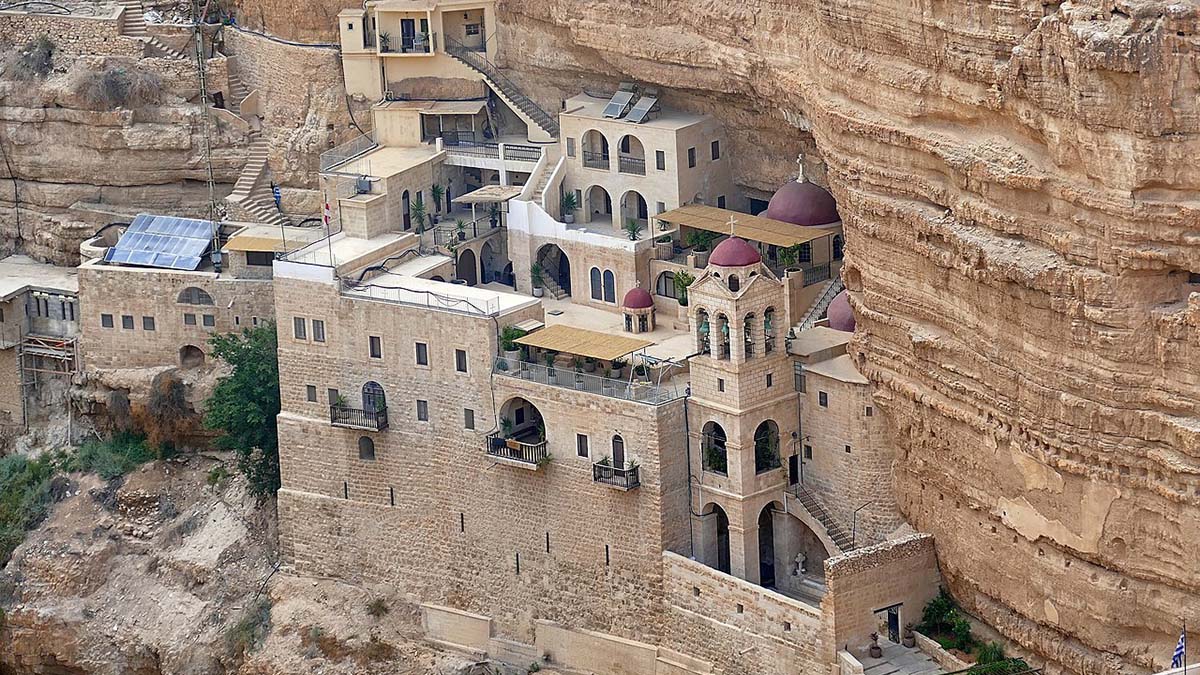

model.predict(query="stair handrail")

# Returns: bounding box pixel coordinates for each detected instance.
[798,277,844,332]
[516,149,549,202]
[444,35,558,132]
[790,483,854,550]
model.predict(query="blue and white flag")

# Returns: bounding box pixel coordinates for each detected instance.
[1172,627,1186,669]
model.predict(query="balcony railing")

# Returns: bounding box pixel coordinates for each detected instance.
[493,356,684,405]
[582,150,609,170]
[433,215,498,247]
[803,263,831,287]
[503,144,542,162]
[486,432,549,467]
[319,129,378,173]
[330,404,389,431]
[618,155,646,175]
[592,462,641,490]
[381,35,433,54]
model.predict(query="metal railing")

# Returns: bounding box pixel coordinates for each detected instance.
[380,34,433,54]
[582,150,609,170]
[592,463,641,489]
[320,130,377,173]
[493,356,684,405]
[444,36,559,136]
[330,404,389,431]
[445,141,500,158]
[486,432,549,466]
[433,216,498,246]
[343,281,502,316]
[440,130,478,146]
[618,155,646,175]
[503,144,542,162]
[803,263,831,287]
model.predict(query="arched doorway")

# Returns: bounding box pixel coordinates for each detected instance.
[179,345,205,368]
[535,244,571,296]
[499,396,545,444]
[581,129,609,170]
[362,381,386,412]
[480,240,504,284]
[585,185,613,226]
[701,503,731,574]
[457,248,478,286]
[702,420,727,475]
[754,420,781,473]
[759,502,782,588]
[620,190,648,229]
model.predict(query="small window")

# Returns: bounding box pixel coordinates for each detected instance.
[766,373,773,388]
[818,391,828,407]
[101,313,114,328]
[306,385,317,402]
[711,140,720,160]
[142,316,155,331]
[845,444,852,454]
[293,317,306,340]
[66,302,75,321]
[246,251,274,266]
[202,314,215,328]
[347,21,353,30]
[866,406,873,417]
[121,315,134,330]
[464,408,475,430]
[455,348,468,373]
[717,195,726,209]
[655,150,665,171]
[252,316,259,326]
[416,399,429,421]
[576,433,589,458]
[656,201,666,214]
[717,378,725,393]
[327,388,340,404]
[687,147,696,168]
[177,287,214,305]
[312,319,326,343]
[358,436,376,460]
[465,23,480,35]
[602,270,615,303]
[804,444,813,459]
[574,189,582,208]
[369,336,382,359]
[566,137,577,158]
[184,313,197,326]
[415,342,429,366]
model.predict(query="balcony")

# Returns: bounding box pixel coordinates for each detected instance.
[486,432,549,469]
[582,150,610,171]
[592,462,640,490]
[493,357,684,405]
[330,404,389,431]
[618,156,646,176]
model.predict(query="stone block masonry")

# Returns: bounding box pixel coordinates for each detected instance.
[0,8,143,58]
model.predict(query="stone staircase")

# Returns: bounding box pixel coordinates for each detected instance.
[792,277,844,335]
[541,275,568,300]
[789,485,855,552]
[225,137,289,227]
[445,39,559,139]
[228,71,250,112]
[530,146,562,207]
[117,0,187,58]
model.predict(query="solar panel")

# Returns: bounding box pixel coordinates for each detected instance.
[602,90,636,119]
[103,213,215,271]
[626,96,659,124]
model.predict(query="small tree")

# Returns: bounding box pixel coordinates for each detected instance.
[623,217,644,241]
[410,196,427,234]
[430,184,444,214]
[673,270,695,306]
[205,324,281,498]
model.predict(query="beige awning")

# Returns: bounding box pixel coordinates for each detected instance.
[379,100,486,116]
[514,324,653,361]
[655,204,838,248]
[223,235,286,252]
[452,185,523,204]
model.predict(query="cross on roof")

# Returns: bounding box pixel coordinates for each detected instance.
[727,214,738,237]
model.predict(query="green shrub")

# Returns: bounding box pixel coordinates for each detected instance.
[919,588,958,634]
[206,325,281,498]
[206,464,230,486]
[4,35,55,80]
[73,433,155,480]
[225,597,272,658]
[951,616,973,651]
[0,453,57,564]
[976,641,1005,664]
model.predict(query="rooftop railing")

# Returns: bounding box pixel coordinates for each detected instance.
[432,215,498,247]
[320,129,378,173]
[493,356,683,405]
[592,462,641,490]
[330,404,388,431]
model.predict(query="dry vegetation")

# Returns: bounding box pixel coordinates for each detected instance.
[1,35,55,80]
[69,63,163,110]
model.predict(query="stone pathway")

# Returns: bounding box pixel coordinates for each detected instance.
[860,640,945,675]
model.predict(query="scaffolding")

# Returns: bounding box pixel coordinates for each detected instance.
[17,333,77,429]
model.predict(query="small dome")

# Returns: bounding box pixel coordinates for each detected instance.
[827,290,855,332]
[622,287,654,309]
[762,181,839,227]
[709,236,762,267]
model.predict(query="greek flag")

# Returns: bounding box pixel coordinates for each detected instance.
[1173,627,1186,669]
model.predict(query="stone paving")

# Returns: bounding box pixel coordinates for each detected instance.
[859,640,946,675]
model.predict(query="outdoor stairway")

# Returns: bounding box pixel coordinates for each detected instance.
[530,146,561,207]
[541,275,568,300]
[793,277,844,335]
[226,138,289,227]
[445,40,559,139]
[117,0,187,58]
[790,485,855,553]
[228,71,250,112]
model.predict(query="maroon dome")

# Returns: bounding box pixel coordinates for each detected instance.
[762,181,840,227]
[709,236,762,267]
[827,290,855,332]
[622,287,654,309]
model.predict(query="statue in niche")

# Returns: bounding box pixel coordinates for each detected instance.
[793,551,808,577]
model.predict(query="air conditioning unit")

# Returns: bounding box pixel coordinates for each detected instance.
[355,176,371,194]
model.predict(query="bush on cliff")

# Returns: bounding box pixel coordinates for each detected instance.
[2,35,55,80]
[71,432,157,480]
[205,324,281,499]
[0,453,57,565]
[71,64,162,110]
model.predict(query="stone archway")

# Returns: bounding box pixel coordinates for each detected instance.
[457,248,478,286]
[700,503,731,574]
[179,345,205,368]
[536,243,571,296]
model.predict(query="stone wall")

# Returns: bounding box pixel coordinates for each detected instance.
[0,345,21,429]
[0,9,142,58]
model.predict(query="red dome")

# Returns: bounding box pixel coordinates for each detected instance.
[622,287,654,309]
[827,290,855,332]
[762,181,840,227]
[709,236,762,267]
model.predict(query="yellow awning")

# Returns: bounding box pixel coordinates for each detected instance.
[514,324,653,361]
[223,235,287,252]
[655,204,838,248]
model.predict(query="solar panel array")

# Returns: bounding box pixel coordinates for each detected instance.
[103,213,215,271]
[602,90,635,119]
[626,96,659,124]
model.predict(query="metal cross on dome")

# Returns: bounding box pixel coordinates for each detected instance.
[727,214,739,237]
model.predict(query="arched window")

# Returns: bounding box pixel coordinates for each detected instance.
[402,190,411,230]
[833,234,844,260]
[602,270,616,303]
[656,271,677,299]
[743,314,755,357]
[702,421,727,475]
[358,436,376,460]
[754,420,781,473]
[362,381,386,412]
[696,309,711,355]
[590,267,603,300]
[728,275,740,292]
[715,313,730,359]
[764,308,776,353]
[612,434,625,467]
[177,287,213,305]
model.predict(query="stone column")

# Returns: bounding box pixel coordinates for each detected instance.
[730,520,761,584]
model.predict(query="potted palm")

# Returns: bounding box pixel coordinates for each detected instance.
[488,202,501,228]
[500,326,525,362]
[560,191,577,224]
[673,270,694,321]
[688,231,714,267]
[779,244,803,275]
[610,359,626,379]
[623,218,644,241]
[410,196,427,236]
[544,350,558,383]
[456,219,467,241]
[430,184,444,222]
[869,633,882,658]
[378,31,391,52]
[530,264,545,297]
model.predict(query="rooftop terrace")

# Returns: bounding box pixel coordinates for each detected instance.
[562,93,706,131]
[0,256,79,302]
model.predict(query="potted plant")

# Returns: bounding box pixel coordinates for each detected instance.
[501,416,513,437]
[610,359,626,379]
[597,454,611,466]
[410,196,427,236]
[500,326,525,361]
[623,217,644,241]
[496,359,509,373]
[456,219,467,241]
[488,202,501,228]
[902,623,915,648]
[378,31,391,52]
[543,350,557,381]
[633,364,649,382]
[430,184,444,220]
[530,263,545,297]
[560,191,577,224]
[687,230,715,267]
[869,632,882,659]
[583,357,597,373]
[673,270,694,320]
[654,235,674,260]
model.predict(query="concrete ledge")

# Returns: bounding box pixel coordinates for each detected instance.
[913,631,970,671]
[421,603,492,653]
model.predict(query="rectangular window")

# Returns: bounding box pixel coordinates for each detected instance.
[818,391,828,407]
[142,316,155,331]
[576,433,589,458]
[327,388,339,405]
[794,363,806,392]
[312,319,326,343]
[66,302,75,321]
[455,348,468,373]
[866,406,873,417]
[465,22,480,35]
[101,313,114,328]
[293,317,306,340]
[464,408,475,430]
[687,147,696,168]
[766,373,773,388]
[121,315,134,330]
[566,137,576,158]
[369,336,382,359]
[717,378,725,393]
[655,150,665,171]
[0,307,4,322]
[306,385,317,402]
[202,314,215,328]
[246,251,274,266]
[845,444,852,454]
[804,444,813,460]
[717,195,726,209]
[711,140,720,160]
[416,399,429,421]
[184,313,197,326]
[415,342,429,366]
[656,201,666,214]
